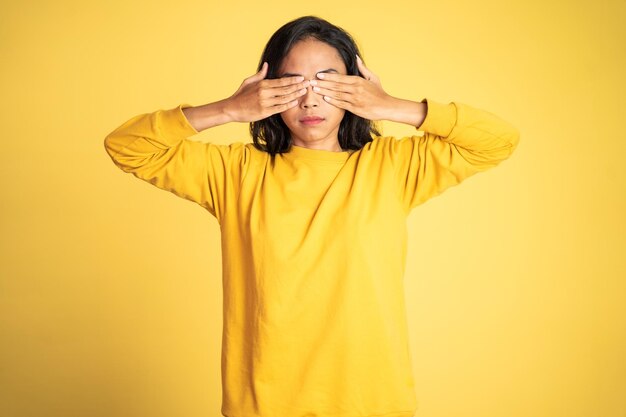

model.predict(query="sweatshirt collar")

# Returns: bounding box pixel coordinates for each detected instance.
[284,144,354,163]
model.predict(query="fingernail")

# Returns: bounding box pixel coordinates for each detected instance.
[313,86,320,92]
[317,73,325,79]
[309,80,318,85]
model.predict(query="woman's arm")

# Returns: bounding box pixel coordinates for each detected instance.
[181,99,232,132]
[310,56,520,211]
[310,55,430,127]
[103,65,311,220]
[182,62,311,132]
[389,98,520,211]
[378,97,428,128]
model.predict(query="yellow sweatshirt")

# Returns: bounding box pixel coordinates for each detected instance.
[104,98,519,417]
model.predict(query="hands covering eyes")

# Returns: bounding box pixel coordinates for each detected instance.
[224,62,309,122]
[224,56,393,123]
[309,55,393,121]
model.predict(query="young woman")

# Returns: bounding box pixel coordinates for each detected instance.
[104,15,520,417]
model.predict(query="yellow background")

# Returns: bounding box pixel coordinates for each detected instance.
[1,0,625,416]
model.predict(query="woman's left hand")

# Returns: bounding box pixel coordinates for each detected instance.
[310,55,395,120]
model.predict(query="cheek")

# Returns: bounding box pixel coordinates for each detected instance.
[280,107,298,125]
[330,107,346,123]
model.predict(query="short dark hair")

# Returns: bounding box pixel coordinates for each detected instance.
[250,16,380,156]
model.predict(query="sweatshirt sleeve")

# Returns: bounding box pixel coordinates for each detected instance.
[103,104,249,222]
[390,98,520,213]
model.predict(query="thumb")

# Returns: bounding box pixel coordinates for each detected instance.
[356,55,375,81]
[247,62,268,83]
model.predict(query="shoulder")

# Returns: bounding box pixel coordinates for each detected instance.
[359,136,393,152]
[358,135,417,154]
[208,141,263,156]
[197,142,265,169]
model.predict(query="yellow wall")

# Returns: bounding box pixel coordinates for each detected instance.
[1,0,624,416]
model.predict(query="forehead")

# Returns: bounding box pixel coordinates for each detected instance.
[278,38,347,75]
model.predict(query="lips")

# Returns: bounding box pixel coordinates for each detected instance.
[300,116,325,125]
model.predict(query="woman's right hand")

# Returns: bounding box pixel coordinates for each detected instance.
[224,62,310,123]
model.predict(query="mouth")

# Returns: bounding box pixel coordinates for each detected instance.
[299,116,325,126]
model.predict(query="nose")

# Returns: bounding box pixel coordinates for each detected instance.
[301,82,320,108]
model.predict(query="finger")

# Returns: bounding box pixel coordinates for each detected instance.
[321,95,352,111]
[246,62,268,83]
[316,72,358,84]
[311,85,353,103]
[356,55,377,81]
[265,86,307,105]
[259,62,268,79]
[310,79,355,94]
[261,75,305,89]
[269,98,300,115]
[266,80,310,97]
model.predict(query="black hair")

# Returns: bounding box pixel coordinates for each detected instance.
[250,15,380,156]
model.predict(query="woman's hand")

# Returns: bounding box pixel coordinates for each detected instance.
[224,62,311,122]
[309,55,395,121]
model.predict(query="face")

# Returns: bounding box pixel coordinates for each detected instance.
[278,38,347,151]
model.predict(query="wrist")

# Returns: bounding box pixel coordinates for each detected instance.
[182,99,234,132]
[384,96,427,127]
[220,97,240,124]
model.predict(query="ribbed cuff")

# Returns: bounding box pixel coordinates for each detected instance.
[159,103,200,140]
[415,98,457,139]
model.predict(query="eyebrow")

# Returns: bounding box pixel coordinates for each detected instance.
[278,68,339,78]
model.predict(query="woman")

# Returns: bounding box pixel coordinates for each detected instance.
[104,15,520,417]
